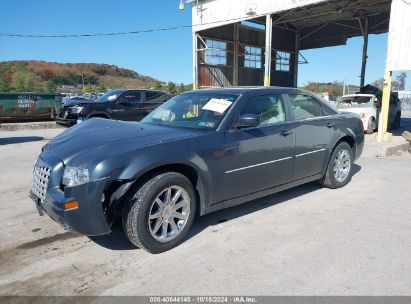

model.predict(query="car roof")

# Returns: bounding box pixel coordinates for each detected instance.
[183,86,303,95]
[339,94,375,98]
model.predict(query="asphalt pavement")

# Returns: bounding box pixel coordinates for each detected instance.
[0,122,410,296]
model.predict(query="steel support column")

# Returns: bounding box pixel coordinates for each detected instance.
[233,23,239,86]
[360,17,369,88]
[294,31,300,87]
[193,32,199,90]
[377,70,392,142]
[264,14,272,87]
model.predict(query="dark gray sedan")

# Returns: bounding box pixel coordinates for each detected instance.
[31,87,364,253]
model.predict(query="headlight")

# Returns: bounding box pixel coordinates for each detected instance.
[62,166,89,186]
[70,106,84,114]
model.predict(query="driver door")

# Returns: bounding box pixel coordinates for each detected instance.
[114,91,142,121]
[222,94,295,201]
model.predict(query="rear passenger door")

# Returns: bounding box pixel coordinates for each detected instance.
[288,94,335,180]
[142,91,170,118]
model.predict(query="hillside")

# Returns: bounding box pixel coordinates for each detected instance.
[0,60,163,93]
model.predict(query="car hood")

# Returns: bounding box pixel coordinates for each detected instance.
[340,107,374,115]
[45,118,201,164]
[63,98,97,107]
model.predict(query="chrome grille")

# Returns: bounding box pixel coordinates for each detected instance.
[32,163,51,203]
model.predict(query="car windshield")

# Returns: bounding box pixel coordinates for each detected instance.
[142,92,239,130]
[96,90,125,102]
[336,96,374,108]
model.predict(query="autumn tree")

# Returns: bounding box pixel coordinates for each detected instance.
[83,84,93,93]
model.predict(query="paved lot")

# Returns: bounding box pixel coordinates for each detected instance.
[0,122,410,296]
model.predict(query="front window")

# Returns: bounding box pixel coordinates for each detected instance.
[336,96,374,108]
[96,90,125,102]
[142,93,239,130]
[241,95,286,125]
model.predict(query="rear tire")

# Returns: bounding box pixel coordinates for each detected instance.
[366,118,375,134]
[320,142,353,189]
[122,172,196,253]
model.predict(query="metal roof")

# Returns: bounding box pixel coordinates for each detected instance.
[192,0,391,50]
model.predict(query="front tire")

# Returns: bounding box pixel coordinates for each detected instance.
[122,172,196,253]
[320,142,353,189]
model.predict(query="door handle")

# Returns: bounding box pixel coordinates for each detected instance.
[327,122,336,128]
[281,129,294,136]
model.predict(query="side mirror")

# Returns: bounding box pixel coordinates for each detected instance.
[236,114,260,128]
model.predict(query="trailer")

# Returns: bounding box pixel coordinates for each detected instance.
[0,93,62,123]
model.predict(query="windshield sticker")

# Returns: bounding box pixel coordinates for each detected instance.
[202,98,233,114]
[107,95,117,101]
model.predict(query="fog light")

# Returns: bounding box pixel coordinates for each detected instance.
[64,200,79,210]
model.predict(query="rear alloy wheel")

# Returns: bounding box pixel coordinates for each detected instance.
[320,142,353,189]
[122,172,196,253]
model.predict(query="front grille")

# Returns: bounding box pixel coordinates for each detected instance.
[32,163,51,203]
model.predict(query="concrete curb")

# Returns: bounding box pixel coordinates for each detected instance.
[378,142,411,157]
[0,121,63,131]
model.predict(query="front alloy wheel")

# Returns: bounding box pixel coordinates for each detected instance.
[148,186,191,242]
[122,172,196,253]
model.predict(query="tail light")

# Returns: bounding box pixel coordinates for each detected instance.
[359,120,365,134]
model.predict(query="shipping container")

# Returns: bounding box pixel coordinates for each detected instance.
[0,93,62,123]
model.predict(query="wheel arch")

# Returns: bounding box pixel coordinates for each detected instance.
[86,111,111,119]
[322,134,356,175]
[110,162,208,220]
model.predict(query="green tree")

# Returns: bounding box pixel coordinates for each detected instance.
[167,81,177,94]
[0,76,7,92]
[83,84,93,93]
[46,81,57,93]
[11,71,26,91]
[97,84,107,93]
[154,81,162,90]
[178,83,185,94]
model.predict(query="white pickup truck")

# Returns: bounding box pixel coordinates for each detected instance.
[336,93,401,134]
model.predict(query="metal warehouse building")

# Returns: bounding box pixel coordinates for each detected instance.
[187,0,411,140]
[189,0,410,89]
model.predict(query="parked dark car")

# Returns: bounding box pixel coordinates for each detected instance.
[56,89,172,126]
[31,87,364,253]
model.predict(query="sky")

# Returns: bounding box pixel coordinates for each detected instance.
[0,0,409,89]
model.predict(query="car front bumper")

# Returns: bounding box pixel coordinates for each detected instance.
[30,153,111,236]
[56,117,77,126]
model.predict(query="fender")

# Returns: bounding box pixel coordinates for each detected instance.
[103,146,215,216]
[322,119,357,174]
